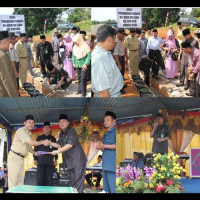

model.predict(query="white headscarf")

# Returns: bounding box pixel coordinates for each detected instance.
[72,34,91,59]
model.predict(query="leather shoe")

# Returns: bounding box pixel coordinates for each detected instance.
[176,83,184,87]
[186,92,193,96]
[123,84,128,89]
[120,89,126,95]
[153,75,160,80]
[184,86,189,90]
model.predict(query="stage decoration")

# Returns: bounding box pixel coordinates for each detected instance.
[116,153,186,193]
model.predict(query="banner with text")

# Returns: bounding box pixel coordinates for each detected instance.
[190,148,200,177]
[0,15,25,35]
[116,8,142,28]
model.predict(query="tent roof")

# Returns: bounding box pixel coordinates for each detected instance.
[0,98,116,125]
[116,97,200,120]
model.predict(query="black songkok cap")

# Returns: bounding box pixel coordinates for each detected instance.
[196,32,200,39]
[181,41,192,48]
[0,31,10,40]
[28,35,33,38]
[80,31,86,35]
[182,28,190,36]
[20,33,26,37]
[177,22,182,25]
[40,35,46,39]
[156,113,164,118]
[130,28,136,33]
[152,29,158,33]
[25,115,34,121]
[136,29,141,34]
[72,27,78,30]
[46,62,54,71]
[59,114,68,121]
[43,121,50,126]
[116,28,125,34]
[105,111,116,119]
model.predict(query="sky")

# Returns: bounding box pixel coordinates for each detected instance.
[0,7,193,21]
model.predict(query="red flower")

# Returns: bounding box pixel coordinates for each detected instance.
[179,184,183,191]
[167,179,173,186]
[154,185,157,190]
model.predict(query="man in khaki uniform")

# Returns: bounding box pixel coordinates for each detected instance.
[8,115,50,189]
[28,35,37,67]
[0,31,19,97]
[124,28,140,78]
[15,33,28,87]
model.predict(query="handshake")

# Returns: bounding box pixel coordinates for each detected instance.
[42,139,51,146]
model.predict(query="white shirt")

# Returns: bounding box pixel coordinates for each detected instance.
[93,162,102,167]
[146,36,164,54]
[9,43,19,62]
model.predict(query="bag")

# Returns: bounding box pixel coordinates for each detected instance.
[171,51,179,61]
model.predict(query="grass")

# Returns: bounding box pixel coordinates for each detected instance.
[74,19,91,34]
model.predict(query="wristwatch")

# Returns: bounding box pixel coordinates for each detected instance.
[56,150,59,155]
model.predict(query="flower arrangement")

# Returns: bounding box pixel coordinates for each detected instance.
[116,153,187,193]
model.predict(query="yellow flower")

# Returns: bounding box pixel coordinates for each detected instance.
[149,183,154,188]
[168,155,170,159]
[144,183,148,188]
[173,163,176,166]
[170,153,174,156]
[183,169,186,172]
[176,154,179,159]
[116,178,121,186]
[154,157,158,162]
[156,164,160,167]
[158,173,161,176]
[153,165,156,168]
[176,164,179,167]
[153,154,156,157]
[138,176,141,180]
[177,170,181,174]
[161,176,165,179]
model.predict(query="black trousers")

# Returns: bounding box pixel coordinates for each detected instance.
[77,68,88,96]
[189,78,195,96]
[85,173,102,187]
[150,50,165,76]
[195,80,200,97]
[143,68,150,87]
[87,64,91,81]
[3,187,8,193]
[37,164,54,186]
[49,76,72,89]
[69,164,86,193]
[119,55,125,77]
[40,59,51,77]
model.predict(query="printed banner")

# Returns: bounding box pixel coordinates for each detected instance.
[190,148,200,177]
[116,8,142,28]
[0,15,25,35]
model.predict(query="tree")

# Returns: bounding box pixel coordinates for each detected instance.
[191,8,200,17]
[13,8,68,35]
[67,8,91,23]
[142,8,180,28]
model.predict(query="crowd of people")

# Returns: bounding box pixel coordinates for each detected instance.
[0,26,92,97]
[0,162,8,193]
[91,22,200,97]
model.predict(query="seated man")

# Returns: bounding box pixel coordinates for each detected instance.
[131,152,144,169]
[46,62,72,90]
[85,155,102,189]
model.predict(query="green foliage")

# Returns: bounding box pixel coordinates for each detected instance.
[191,8,200,17]
[142,8,180,28]
[13,8,68,35]
[68,8,91,23]
[74,20,91,35]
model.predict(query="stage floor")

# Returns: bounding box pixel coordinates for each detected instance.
[180,178,200,193]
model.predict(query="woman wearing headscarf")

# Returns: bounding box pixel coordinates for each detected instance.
[163,30,180,79]
[72,34,91,97]
[62,33,75,80]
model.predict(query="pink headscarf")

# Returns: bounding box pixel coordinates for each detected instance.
[166,30,177,49]
[63,33,73,53]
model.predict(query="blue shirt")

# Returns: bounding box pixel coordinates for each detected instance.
[131,159,144,169]
[146,36,164,54]
[102,127,116,172]
[0,170,4,178]
[91,45,124,97]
